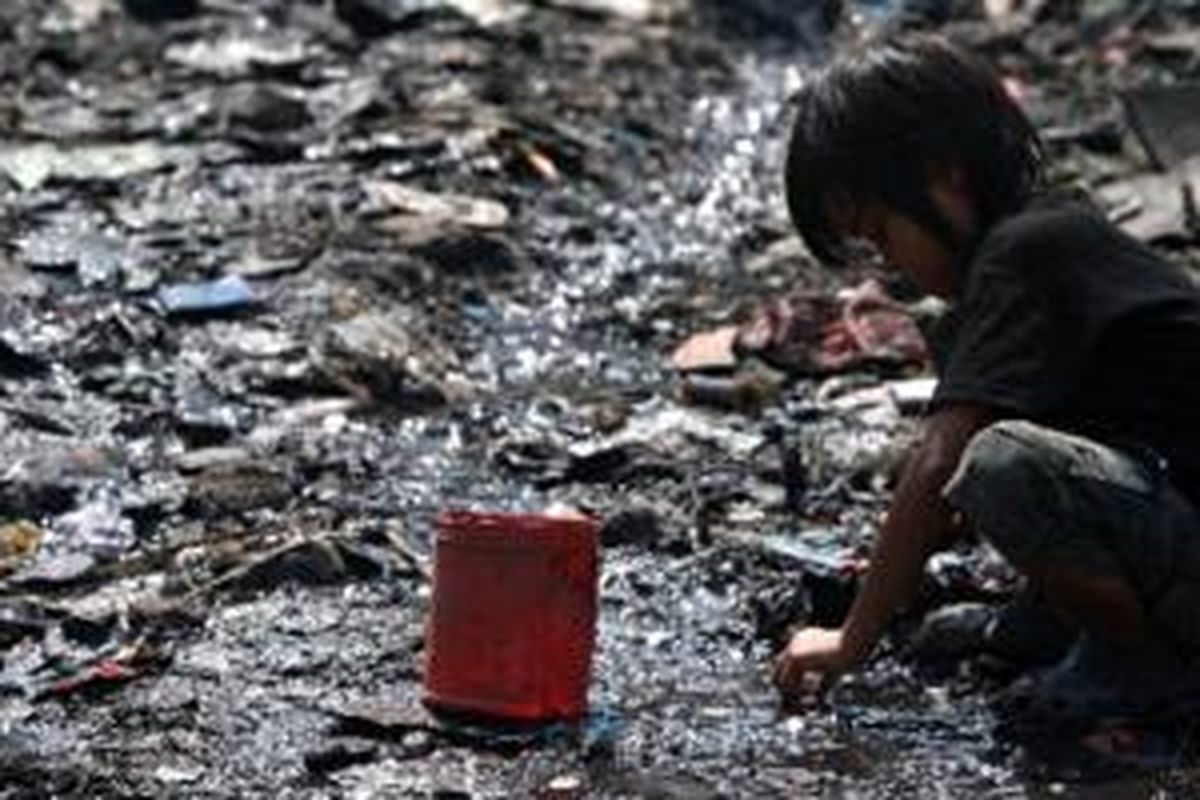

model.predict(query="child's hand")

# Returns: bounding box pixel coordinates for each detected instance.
[771,627,855,702]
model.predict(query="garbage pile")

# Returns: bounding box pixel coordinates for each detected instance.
[1,0,1199,795]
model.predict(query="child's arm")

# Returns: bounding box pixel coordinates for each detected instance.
[773,402,997,697]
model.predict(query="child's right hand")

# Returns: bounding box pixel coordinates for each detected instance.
[771,626,855,702]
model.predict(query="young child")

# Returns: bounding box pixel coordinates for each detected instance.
[772,33,1200,720]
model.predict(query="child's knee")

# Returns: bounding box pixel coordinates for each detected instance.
[942,420,1072,566]
[944,421,1050,515]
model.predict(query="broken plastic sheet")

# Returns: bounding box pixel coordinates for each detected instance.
[544,0,687,22]
[579,398,766,461]
[165,33,311,77]
[0,142,195,192]
[363,180,511,231]
[1100,155,1200,243]
[1122,82,1200,170]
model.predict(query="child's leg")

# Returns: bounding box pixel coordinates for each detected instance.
[942,420,1200,661]
[1026,563,1150,651]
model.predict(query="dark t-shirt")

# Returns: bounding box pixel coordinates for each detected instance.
[931,195,1200,507]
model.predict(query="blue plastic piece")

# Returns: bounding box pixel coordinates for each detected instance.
[158,275,256,317]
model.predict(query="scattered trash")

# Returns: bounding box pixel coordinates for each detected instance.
[674,280,928,383]
[364,181,511,231]
[153,765,205,786]
[38,641,166,701]
[722,530,867,581]
[1122,82,1200,170]
[184,461,292,518]
[173,446,252,475]
[46,659,138,699]
[680,361,785,414]
[303,739,380,775]
[0,142,188,192]
[313,310,464,409]
[825,376,938,416]
[442,0,525,27]
[549,0,686,22]
[0,254,45,299]
[1042,118,1124,156]
[670,325,739,373]
[983,0,1019,23]
[14,214,126,286]
[0,446,121,520]
[330,697,435,739]
[166,34,311,78]
[209,537,393,597]
[8,552,99,592]
[58,0,110,30]
[764,423,808,514]
[541,773,585,797]
[223,84,316,155]
[54,488,137,561]
[606,401,768,459]
[157,276,258,319]
[735,279,929,376]
[0,522,43,575]
[1099,155,1200,243]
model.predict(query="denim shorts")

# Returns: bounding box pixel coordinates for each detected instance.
[943,420,1200,656]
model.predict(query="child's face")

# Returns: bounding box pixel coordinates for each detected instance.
[830,176,975,299]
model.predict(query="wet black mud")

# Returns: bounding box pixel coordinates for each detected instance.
[3,0,1200,797]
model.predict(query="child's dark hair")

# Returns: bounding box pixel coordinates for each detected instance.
[785,34,1045,265]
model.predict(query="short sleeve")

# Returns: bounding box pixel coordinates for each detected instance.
[931,266,1085,416]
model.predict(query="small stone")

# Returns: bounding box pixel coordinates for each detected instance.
[153,765,203,785]
[174,447,251,475]
[167,35,308,77]
[312,310,461,410]
[224,539,390,595]
[365,182,510,230]
[0,522,43,565]
[599,507,662,548]
[409,230,522,276]
[331,697,433,738]
[334,0,466,37]
[0,340,48,378]
[544,773,584,795]
[185,462,292,517]
[121,0,200,22]
[0,603,50,649]
[225,84,313,134]
[303,739,379,775]
[54,490,136,560]
[9,552,99,592]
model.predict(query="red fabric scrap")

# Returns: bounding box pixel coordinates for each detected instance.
[735,279,928,375]
[49,660,137,698]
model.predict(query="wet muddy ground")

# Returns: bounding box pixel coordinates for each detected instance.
[3,0,1200,797]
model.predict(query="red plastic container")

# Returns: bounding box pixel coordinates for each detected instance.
[423,510,599,722]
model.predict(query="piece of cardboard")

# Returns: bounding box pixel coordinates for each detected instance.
[669,325,739,373]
